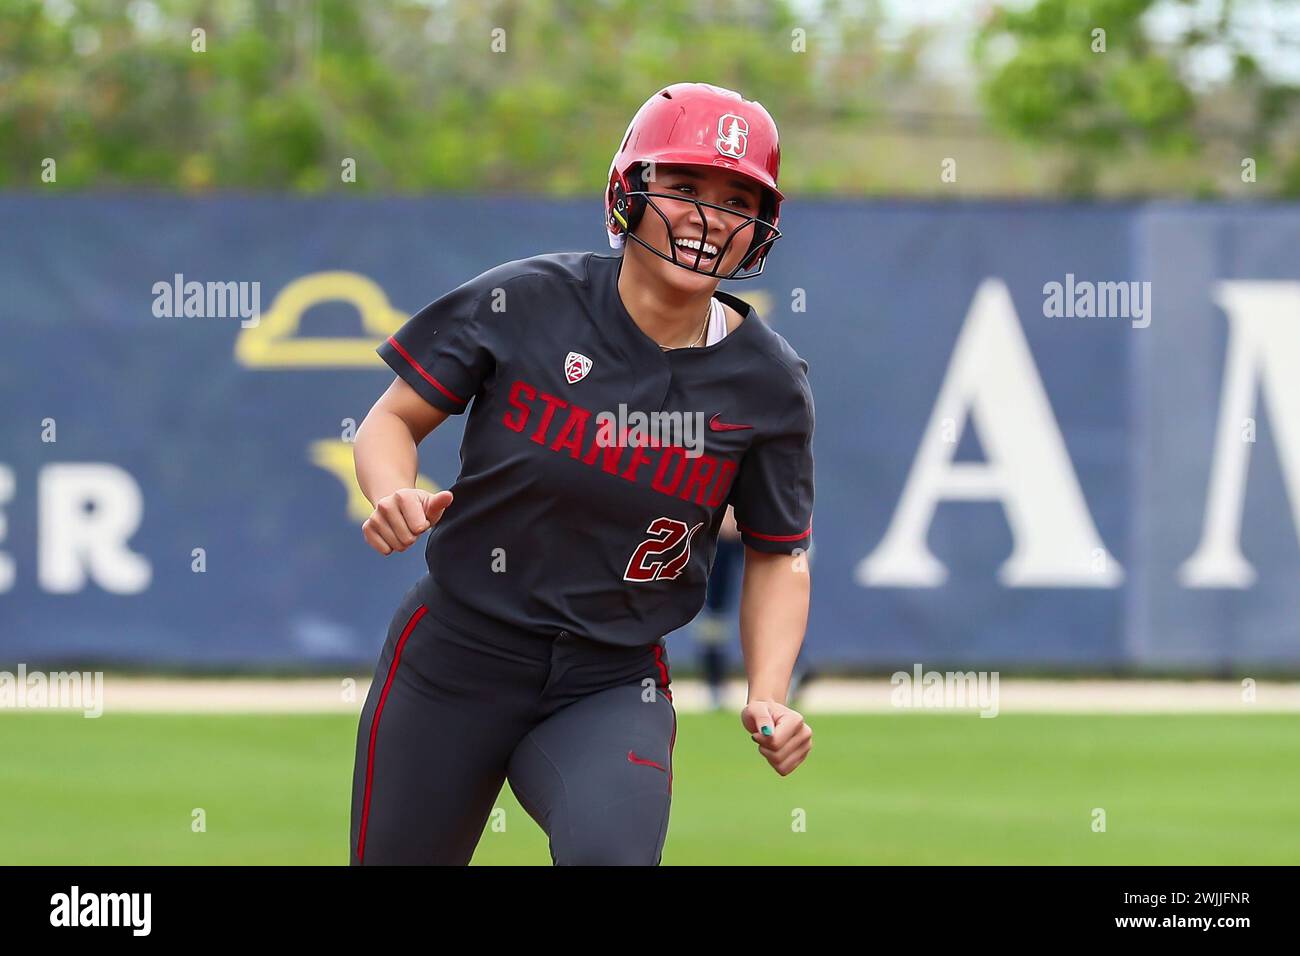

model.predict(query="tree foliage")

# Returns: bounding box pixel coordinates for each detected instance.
[975,0,1300,194]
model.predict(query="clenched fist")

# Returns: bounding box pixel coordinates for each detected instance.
[362,489,453,555]
[741,699,813,777]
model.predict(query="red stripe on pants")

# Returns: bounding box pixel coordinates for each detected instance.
[356,604,428,863]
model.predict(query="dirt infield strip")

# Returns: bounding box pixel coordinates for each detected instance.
[3,677,1296,714]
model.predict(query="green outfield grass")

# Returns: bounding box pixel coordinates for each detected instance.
[2,711,1297,865]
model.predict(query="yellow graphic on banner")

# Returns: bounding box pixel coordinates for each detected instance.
[235,272,408,368]
[308,440,440,522]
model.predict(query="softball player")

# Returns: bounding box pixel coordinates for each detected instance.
[349,82,815,866]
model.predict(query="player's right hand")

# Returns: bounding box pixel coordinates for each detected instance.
[362,488,453,555]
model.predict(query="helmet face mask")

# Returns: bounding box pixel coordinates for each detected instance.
[612,174,782,280]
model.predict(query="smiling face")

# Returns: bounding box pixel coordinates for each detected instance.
[627,163,766,287]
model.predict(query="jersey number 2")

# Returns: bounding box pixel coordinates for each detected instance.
[624,517,705,582]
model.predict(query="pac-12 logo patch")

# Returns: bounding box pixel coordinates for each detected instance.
[716,114,748,159]
[564,351,593,384]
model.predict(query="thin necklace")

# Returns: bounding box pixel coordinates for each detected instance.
[659,300,713,351]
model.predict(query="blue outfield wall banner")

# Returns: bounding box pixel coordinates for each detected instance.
[1,197,1298,671]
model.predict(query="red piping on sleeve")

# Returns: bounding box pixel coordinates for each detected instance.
[385,335,466,406]
[736,521,812,543]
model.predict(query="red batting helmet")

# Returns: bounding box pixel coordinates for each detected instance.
[605,82,783,280]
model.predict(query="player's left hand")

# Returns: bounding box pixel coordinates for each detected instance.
[740,700,813,776]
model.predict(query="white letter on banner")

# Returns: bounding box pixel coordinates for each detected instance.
[39,464,152,594]
[858,278,1122,587]
[1180,282,1300,588]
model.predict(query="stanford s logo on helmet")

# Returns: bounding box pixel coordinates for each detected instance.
[715,114,749,159]
[604,83,783,280]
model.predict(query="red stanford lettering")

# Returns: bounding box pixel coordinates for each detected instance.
[500,378,737,507]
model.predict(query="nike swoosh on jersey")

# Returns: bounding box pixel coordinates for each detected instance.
[709,413,753,431]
